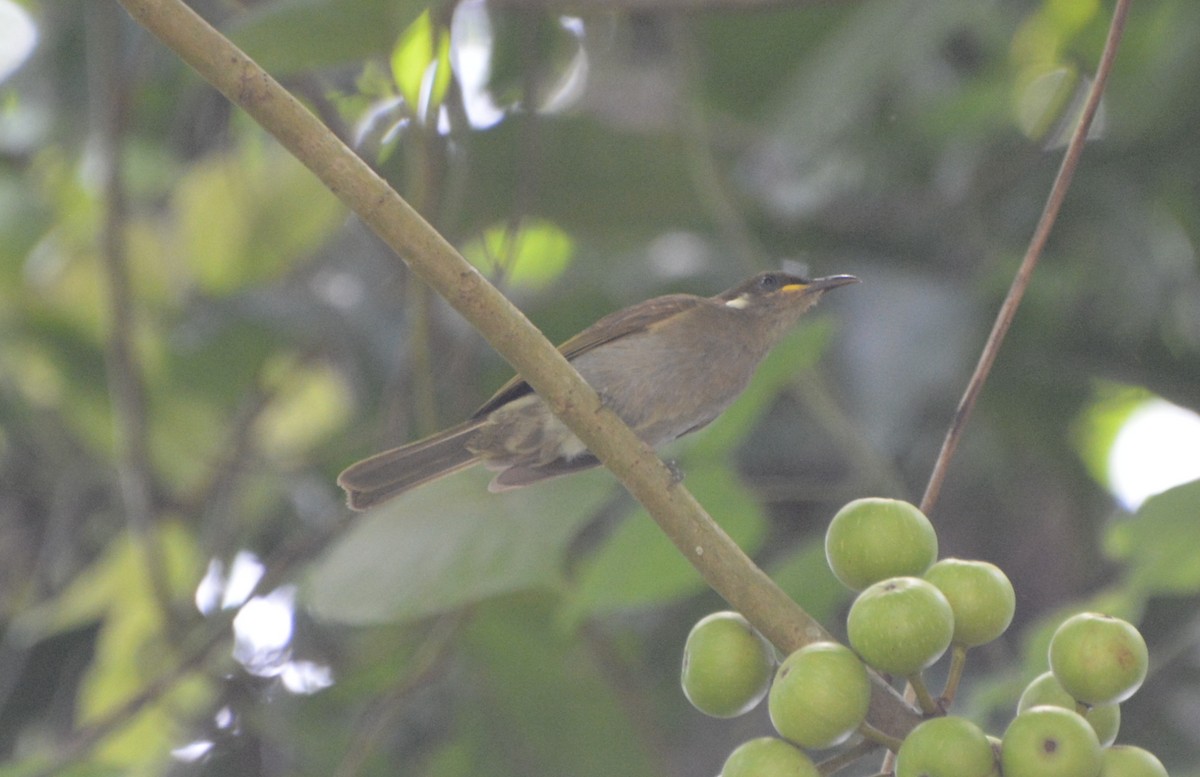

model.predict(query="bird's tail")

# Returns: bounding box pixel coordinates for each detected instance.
[337,420,483,510]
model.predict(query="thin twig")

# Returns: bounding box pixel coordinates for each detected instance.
[918,0,1133,517]
[884,1,1135,773]
[89,3,177,627]
[331,614,463,777]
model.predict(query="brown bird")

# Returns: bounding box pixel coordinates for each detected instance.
[338,271,858,510]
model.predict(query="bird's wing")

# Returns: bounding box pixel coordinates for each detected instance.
[472,293,704,417]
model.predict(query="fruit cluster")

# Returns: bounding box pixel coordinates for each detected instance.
[679,497,1167,777]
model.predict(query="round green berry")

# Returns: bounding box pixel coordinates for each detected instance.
[1001,706,1102,777]
[924,558,1015,647]
[720,737,819,777]
[1099,745,1168,777]
[847,576,954,676]
[1018,671,1120,746]
[768,641,870,749]
[825,498,938,591]
[1049,613,1148,705]
[681,611,774,718]
[896,715,999,777]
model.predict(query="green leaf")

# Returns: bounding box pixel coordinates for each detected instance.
[565,462,767,618]
[459,599,658,777]
[456,117,702,242]
[390,10,452,115]
[255,356,353,457]
[227,0,430,75]
[304,469,615,624]
[461,218,574,291]
[766,539,851,629]
[1104,478,1200,595]
[10,523,212,770]
[1071,383,1149,491]
[174,148,344,294]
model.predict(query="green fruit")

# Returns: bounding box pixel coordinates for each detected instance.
[1001,706,1102,777]
[1099,745,1168,777]
[768,641,870,749]
[721,737,819,777]
[1049,613,1149,705]
[924,558,1015,647]
[825,498,938,590]
[847,576,954,676]
[1018,671,1120,746]
[681,611,774,718]
[895,716,1000,777]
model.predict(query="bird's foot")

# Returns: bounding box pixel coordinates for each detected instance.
[664,459,684,484]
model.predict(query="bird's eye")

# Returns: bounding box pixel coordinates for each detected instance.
[758,275,779,292]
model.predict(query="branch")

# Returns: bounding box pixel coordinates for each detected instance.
[918,0,1133,516]
[90,3,177,628]
[115,0,920,738]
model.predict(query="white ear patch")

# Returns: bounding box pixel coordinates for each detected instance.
[724,294,750,309]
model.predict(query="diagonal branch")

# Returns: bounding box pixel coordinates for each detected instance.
[117,0,920,738]
[919,0,1133,516]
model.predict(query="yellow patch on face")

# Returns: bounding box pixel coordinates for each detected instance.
[781,283,806,293]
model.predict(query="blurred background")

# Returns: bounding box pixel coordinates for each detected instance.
[1,0,1198,774]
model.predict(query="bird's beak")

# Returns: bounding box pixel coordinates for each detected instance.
[782,275,860,293]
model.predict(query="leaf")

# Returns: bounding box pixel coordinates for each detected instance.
[304,469,615,624]
[255,356,353,457]
[458,600,658,777]
[766,539,851,630]
[227,0,430,75]
[174,149,343,295]
[461,218,575,291]
[565,463,767,618]
[390,10,452,115]
[456,118,702,241]
[1104,478,1200,595]
[10,523,213,771]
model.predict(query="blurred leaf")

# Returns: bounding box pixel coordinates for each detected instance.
[1071,383,1148,491]
[12,314,113,453]
[566,463,767,618]
[227,0,429,75]
[456,117,701,242]
[10,523,213,770]
[255,356,353,457]
[174,149,343,295]
[1013,66,1077,140]
[766,538,851,630]
[484,10,581,109]
[461,217,574,291]
[459,600,658,777]
[390,9,452,117]
[1105,479,1200,595]
[305,469,615,624]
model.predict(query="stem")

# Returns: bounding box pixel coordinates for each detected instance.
[918,0,1133,517]
[857,720,904,753]
[90,2,176,628]
[941,644,969,707]
[816,738,880,776]
[907,672,941,716]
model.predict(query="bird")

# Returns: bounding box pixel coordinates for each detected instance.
[337,270,859,510]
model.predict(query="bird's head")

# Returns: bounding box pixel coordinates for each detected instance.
[718,271,859,316]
